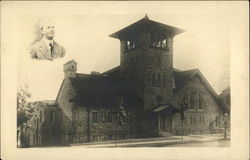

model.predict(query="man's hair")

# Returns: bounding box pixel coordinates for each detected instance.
[33,18,54,42]
[38,18,54,32]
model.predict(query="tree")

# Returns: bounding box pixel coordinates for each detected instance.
[17,85,38,147]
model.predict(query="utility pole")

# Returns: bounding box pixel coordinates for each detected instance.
[181,120,184,142]
[115,135,118,147]
[224,113,228,139]
[180,103,187,143]
[87,108,90,142]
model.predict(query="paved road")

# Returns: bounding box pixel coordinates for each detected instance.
[169,140,230,147]
[70,134,230,148]
[112,139,230,147]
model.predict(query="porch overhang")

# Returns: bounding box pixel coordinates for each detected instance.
[152,104,179,115]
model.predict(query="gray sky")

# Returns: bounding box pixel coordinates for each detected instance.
[12,2,241,101]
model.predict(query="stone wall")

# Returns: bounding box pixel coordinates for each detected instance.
[25,103,62,146]
[172,75,225,135]
[120,30,174,111]
[56,78,76,144]
[40,105,62,146]
[72,105,138,143]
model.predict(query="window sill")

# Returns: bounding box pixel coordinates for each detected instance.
[149,46,169,51]
[92,123,113,125]
[124,47,140,53]
[186,109,205,112]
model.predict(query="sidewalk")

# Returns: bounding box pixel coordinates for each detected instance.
[70,133,229,148]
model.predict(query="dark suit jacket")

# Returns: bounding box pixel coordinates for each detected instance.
[29,39,65,61]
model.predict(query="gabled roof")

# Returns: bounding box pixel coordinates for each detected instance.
[102,66,120,76]
[101,66,228,113]
[173,68,229,113]
[174,68,219,98]
[110,15,185,39]
[173,69,199,90]
[102,66,216,95]
[56,65,227,112]
[68,74,143,109]
[220,86,230,96]
[102,66,183,76]
[152,104,180,116]
[64,59,77,66]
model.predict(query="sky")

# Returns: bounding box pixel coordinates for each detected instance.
[9,2,237,101]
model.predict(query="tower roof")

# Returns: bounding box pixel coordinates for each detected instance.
[110,15,185,39]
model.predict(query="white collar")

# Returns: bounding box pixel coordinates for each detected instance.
[43,38,54,46]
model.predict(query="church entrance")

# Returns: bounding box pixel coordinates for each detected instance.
[159,114,173,132]
[153,104,179,136]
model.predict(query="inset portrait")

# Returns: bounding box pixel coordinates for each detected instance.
[29,18,65,61]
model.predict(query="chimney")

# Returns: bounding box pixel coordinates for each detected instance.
[64,60,77,78]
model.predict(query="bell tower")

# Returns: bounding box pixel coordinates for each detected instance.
[110,15,184,111]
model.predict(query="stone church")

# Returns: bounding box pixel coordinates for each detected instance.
[25,15,229,146]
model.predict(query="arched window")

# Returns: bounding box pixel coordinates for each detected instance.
[92,111,98,123]
[151,32,168,49]
[125,38,139,52]
[189,91,195,109]
[180,93,188,107]
[198,94,205,110]
[180,90,205,111]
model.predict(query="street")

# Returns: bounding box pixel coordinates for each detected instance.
[169,139,230,147]
[112,139,230,147]
[70,134,230,148]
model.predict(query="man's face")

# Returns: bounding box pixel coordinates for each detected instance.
[41,22,55,40]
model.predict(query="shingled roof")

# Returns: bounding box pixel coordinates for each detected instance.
[56,65,227,113]
[101,66,228,113]
[109,15,185,39]
[173,69,199,90]
[102,66,199,91]
[69,73,143,109]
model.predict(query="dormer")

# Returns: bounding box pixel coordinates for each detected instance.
[64,60,77,78]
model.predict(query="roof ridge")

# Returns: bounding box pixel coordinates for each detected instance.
[75,73,90,76]
[110,16,185,39]
[64,59,76,66]
[181,68,199,72]
[102,66,120,75]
